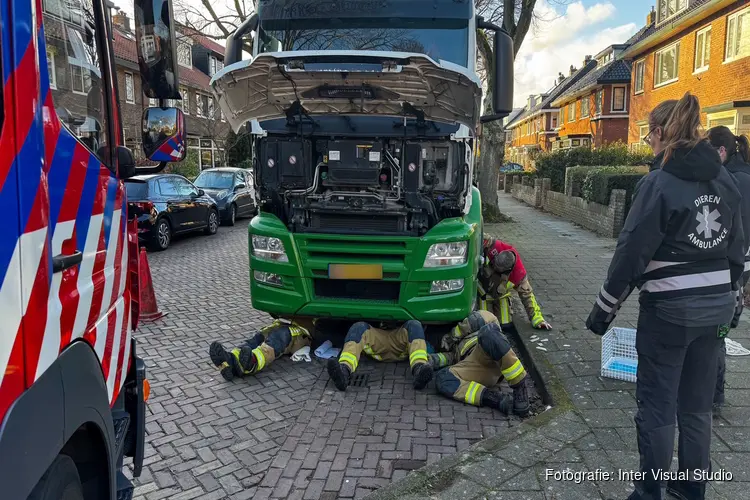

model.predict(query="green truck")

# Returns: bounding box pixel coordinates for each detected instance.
[211,0,514,323]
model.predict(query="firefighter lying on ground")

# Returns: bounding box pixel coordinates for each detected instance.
[327,320,434,391]
[209,317,315,381]
[430,310,530,417]
[480,237,551,331]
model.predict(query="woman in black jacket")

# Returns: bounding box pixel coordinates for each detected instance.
[707,126,750,412]
[586,93,745,500]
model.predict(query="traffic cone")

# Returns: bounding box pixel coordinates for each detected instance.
[139,247,166,322]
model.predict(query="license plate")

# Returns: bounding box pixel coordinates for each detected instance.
[328,264,383,280]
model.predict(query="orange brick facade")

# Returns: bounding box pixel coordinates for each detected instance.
[555,84,630,148]
[628,2,750,145]
[505,111,557,168]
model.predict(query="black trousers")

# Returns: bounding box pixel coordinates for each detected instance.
[632,309,721,500]
[714,339,726,406]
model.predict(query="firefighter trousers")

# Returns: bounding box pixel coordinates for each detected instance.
[242,325,311,374]
[337,320,429,373]
[631,309,720,500]
[433,324,527,406]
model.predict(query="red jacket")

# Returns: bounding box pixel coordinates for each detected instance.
[483,239,527,287]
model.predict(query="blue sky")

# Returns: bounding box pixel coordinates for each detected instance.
[512,0,652,106]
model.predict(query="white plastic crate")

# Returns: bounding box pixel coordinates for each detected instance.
[601,327,638,383]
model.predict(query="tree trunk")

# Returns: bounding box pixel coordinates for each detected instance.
[477,119,504,207]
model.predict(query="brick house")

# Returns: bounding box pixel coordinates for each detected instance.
[504,61,597,169]
[550,45,632,151]
[110,11,230,169]
[622,0,750,152]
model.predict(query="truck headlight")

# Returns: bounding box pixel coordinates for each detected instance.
[430,279,464,294]
[251,235,289,262]
[424,241,467,268]
[254,270,283,286]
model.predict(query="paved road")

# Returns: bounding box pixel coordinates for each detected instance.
[367,194,750,500]
[128,220,534,500]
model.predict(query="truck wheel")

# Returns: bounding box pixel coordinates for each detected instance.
[28,455,85,500]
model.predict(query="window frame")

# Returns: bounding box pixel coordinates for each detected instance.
[725,6,750,63]
[654,41,680,88]
[611,86,627,113]
[595,90,603,115]
[634,58,645,94]
[639,124,650,145]
[581,96,590,118]
[177,37,193,68]
[47,52,57,90]
[568,103,575,122]
[125,71,135,103]
[694,26,711,73]
[180,86,190,115]
[657,0,687,24]
[706,110,738,134]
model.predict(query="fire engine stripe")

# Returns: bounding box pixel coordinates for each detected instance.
[20,228,52,385]
[113,299,132,404]
[47,133,78,236]
[71,214,103,342]
[36,220,76,380]
[0,0,11,81]
[74,157,105,251]
[98,209,123,375]
[102,177,118,249]
[106,299,125,399]
[9,0,33,68]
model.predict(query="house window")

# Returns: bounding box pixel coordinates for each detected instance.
[657,0,687,24]
[196,92,203,117]
[210,56,217,76]
[551,114,558,129]
[726,7,750,62]
[634,59,645,94]
[125,72,135,103]
[639,124,650,144]
[148,97,157,107]
[581,97,590,118]
[655,42,680,87]
[612,87,626,112]
[70,63,92,95]
[208,96,215,119]
[179,86,189,115]
[694,27,711,72]
[47,52,57,89]
[595,90,603,115]
[177,39,192,67]
[558,108,564,127]
[707,111,737,134]
[568,103,575,122]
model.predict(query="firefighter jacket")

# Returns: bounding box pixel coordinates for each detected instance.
[587,141,745,335]
[480,239,545,326]
[433,310,499,367]
[260,317,315,339]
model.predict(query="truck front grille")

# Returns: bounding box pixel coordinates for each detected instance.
[314,279,400,302]
[311,213,405,234]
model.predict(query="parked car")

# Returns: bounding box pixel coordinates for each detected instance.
[194,167,256,225]
[126,174,220,251]
[500,162,524,173]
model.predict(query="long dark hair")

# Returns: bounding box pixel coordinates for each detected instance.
[708,125,750,163]
[649,92,704,165]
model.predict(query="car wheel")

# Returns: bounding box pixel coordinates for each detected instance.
[151,218,171,251]
[227,204,237,226]
[205,208,219,235]
[28,455,85,500]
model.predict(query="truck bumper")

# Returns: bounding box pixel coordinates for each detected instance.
[248,213,482,324]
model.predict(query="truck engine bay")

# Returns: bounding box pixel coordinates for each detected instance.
[256,136,470,236]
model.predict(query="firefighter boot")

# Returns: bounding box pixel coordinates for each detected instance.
[327,358,351,391]
[412,362,434,390]
[209,342,243,381]
[481,390,512,414]
[667,479,706,500]
[513,378,531,417]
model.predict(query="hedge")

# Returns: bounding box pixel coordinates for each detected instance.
[581,166,649,210]
[532,142,653,192]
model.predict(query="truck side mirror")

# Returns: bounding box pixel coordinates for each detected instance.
[133,0,181,100]
[225,14,258,66]
[142,107,186,162]
[477,18,515,123]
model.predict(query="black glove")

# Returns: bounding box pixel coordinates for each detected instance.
[586,305,610,336]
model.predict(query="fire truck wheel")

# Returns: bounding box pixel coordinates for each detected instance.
[28,455,84,500]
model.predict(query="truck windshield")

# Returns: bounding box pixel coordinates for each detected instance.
[258,19,469,67]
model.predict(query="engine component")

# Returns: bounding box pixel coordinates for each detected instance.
[260,137,312,189]
[325,140,382,186]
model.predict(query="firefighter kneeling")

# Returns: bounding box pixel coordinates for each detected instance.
[209,318,314,381]
[431,311,530,417]
[327,320,434,391]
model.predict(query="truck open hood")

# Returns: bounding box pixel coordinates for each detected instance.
[210,51,482,132]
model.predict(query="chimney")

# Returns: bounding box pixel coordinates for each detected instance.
[584,55,592,65]
[557,72,565,85]
[569,65,577,76]
[646,6,656,25]
[112,9,131,32]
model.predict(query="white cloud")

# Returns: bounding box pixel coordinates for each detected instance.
[512,0,638,107]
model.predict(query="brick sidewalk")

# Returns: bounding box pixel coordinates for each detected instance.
[366,194,750,500]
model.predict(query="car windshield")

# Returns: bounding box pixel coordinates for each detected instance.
[194,171,235,189]
[258,19,469,67]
